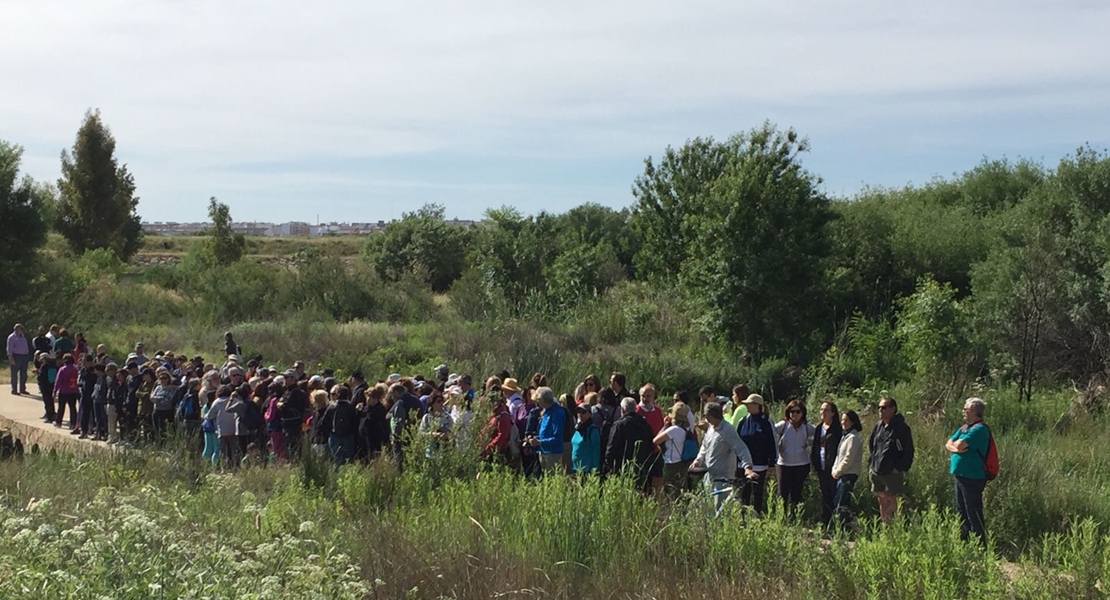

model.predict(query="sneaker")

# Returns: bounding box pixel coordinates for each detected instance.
[78,433,88,440]
[19,389,28,395]
[70,429,81,436]
[11,390,20,396]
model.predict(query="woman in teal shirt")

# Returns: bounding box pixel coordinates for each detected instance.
[571,403,601,473]
[946,397,991,545]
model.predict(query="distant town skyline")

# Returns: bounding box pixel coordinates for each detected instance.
[5,2,1110,223]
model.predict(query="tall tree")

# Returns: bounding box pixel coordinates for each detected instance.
[0,141,49,304]
[632,123,832,360]
[55,109,143,261]
[361,203,471,292]
[205,197,245,265]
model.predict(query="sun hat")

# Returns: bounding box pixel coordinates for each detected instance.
[501,378,522,393]
[743,393,766,407]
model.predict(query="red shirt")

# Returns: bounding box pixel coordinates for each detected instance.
[636,403,664,436]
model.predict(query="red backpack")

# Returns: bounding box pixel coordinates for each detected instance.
[976,423,999,482]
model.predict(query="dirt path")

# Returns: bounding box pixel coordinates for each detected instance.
[0,385,112,456]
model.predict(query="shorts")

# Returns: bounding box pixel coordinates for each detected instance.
[870,471,905,495]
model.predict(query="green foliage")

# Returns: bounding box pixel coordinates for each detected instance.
[897,278,973,410]
[54,109,143,261]
[204,196,245,265]
[633,123,832,360]
[0,140,48,306]
[362,203,471,292]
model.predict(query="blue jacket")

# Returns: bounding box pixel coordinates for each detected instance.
[738,413,778,468]
[571,423,601,472]
[537,403,567,454]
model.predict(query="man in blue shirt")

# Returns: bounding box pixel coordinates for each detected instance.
[526,387,567,475]
[945,397,990,546]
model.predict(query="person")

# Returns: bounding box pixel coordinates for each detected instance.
[946,397,990,545]
[357,383,390,462]
[418,393,453,459]
[7,324,30,395]
[132,343,149,366]
[570,402,601,474]
[206,385,245,470]
[574,373,602,403]
[54,353,80,428]
[602,372,634,406]
[812,400,843,527]
[869,396,914,525]
[775,399,815,519]
[480,383,514,463]
[309,389,330,456]
[280,371,309,458]
[150,370,180,441]
[604,397,655,493]
[831,410,863,531]
[724,384,750,426]
[74,332,88,359]
[52,328,75,357]
[387,382,424,473]
[324,384,359,465]
[32,326,52,357]
[224,331,240,357]
[526,387,566,474]
[691,402,756,517]
[736,394,776,516]
[263,381,287,461]
[653,401,695,500]
[636,383,665,499]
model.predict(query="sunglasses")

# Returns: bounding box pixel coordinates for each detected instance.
[788,409,802,414]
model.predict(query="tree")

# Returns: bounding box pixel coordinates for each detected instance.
[55,109,142,261]
[632,123,833,360]
[361,203,471,292]
[0,141,49,304]
[205,197,245,265]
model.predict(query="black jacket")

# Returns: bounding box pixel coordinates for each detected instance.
[325,400,358,438]
[604,412,654,476]
[868,413,914,475]
[811,421,843,473]
[358,403,390,455]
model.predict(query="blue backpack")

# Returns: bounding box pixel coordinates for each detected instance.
[680,428,699,461]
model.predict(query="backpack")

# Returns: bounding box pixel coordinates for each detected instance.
[506,415,522,459]
[976,424,999,482]
[176,393,199,421]
[680,427,699,461]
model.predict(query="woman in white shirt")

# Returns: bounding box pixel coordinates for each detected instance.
[831,410,864,531]
[775,399,815,519]
[652,401,695,500]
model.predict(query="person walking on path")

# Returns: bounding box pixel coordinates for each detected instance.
[946,397,991,546]
[7,324,30,395]
[869,396,914,525]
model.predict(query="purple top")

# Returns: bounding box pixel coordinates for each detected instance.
[6,332,29,357]
[55,363,80,394]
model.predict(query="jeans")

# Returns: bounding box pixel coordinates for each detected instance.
[740,470,769,516]
[93,402,108,438]
[328,433,356,466]
[954,475,987,545]
[9,354,29,392]
[834,474,858,529]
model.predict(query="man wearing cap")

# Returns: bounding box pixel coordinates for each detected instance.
[7,323,30,395]
[280,370,309,457]
[133,343,149,366]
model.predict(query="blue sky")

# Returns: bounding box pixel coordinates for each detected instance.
[2,1,1108,222]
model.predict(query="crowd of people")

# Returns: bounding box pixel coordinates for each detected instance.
[5,324,993,544]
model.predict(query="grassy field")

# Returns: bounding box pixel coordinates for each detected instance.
[45,232,366,259]
[0,413,1104,600]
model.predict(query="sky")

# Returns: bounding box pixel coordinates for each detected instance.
[2,1,1109,223]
